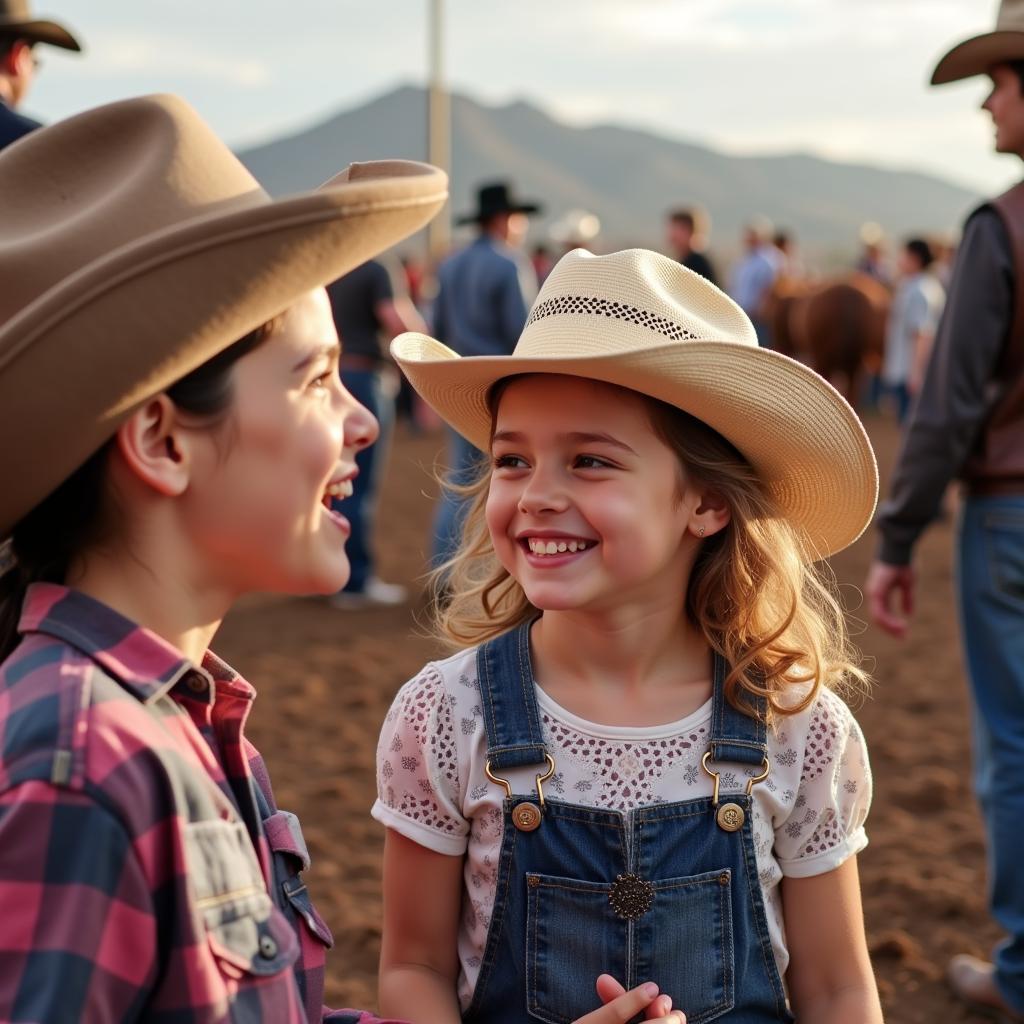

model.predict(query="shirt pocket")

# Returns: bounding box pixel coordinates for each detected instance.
[185,819,300,996]
[525,869,734,1024]
[264,808,335,949]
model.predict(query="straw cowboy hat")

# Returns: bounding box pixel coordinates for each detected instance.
[0,0,81,51]
[0,93,447,538]
[932,0,1024,84]
[392,248,878,559]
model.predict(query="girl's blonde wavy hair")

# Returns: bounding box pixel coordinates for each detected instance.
[431,377,867,721]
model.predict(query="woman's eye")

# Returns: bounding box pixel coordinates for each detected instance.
[309,370,332,390]
[493,454,527,469]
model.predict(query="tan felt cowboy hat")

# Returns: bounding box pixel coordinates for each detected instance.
[0,0,81,51]
[0,94,447,539]
[932,0,1024,84]
[392,248,878,560]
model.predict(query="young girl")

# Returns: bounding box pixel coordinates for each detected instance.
[0,94,449,1022]
[374,248,884,1023]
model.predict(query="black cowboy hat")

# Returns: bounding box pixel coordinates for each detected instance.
[456,181,542,226]
[0,0,81,50]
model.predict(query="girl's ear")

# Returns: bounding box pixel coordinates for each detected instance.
[691,488,731,539]
[114,395,191,497]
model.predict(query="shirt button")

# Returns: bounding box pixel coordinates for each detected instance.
[258,934,278,959]
[186,673,206,694]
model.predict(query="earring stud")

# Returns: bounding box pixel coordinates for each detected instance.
[698,525,706,537]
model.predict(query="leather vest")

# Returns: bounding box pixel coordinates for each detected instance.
[963,182,1024,492]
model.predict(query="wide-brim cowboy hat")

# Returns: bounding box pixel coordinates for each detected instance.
[392,248,878,560]
[0,0,81,50]
[0,93,447,538]
[931,0,1024,84]
[456,181,542,226]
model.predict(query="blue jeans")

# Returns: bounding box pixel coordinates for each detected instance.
[332,367,394,593]
[431,427,487,569]
[957,496,1024,1013]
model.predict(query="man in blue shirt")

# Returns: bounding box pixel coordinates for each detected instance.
[0,1,81,151]
[728,218,781,348]
[431,182,541,567]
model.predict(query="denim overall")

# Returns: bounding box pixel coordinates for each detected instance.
[463,622,793,1024]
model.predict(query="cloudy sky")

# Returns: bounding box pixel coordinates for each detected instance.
[26,0,1021,196]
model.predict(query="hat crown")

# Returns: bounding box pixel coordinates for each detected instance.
[515,248,757,358]
[0,94,264,327]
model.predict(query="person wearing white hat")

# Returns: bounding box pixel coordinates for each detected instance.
[866,3,1024,1019]
[373,247,883,1023]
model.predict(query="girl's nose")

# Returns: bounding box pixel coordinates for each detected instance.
[517,470,569,515]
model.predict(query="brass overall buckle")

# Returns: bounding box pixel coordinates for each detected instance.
[485,754,556,832]
[701,749,770,833]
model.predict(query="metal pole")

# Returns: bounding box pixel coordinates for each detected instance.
[427,0,450,261]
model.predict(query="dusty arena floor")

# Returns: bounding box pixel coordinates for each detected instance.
[216,415,999,1024]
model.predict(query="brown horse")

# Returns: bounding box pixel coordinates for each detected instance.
[765,272,889,408]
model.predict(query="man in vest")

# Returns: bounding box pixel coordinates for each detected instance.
[866,4,1024,1019]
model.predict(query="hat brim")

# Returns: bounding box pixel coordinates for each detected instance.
[391,331,878,560]
[0,161,446,537]
[0,17,81,50]
[931,30,1024,84]
[455,202,542,226]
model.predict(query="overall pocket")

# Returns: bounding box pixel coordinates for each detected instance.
[525,868,734,1024]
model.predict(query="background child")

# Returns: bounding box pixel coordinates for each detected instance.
[0,95,445,1022]
[374,248,884,1023]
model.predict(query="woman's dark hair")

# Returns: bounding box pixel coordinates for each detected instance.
[0,322,274,661]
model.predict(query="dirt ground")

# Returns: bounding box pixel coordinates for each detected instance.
[216,413,1001,1023]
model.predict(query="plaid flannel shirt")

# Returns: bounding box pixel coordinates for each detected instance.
[0,583,401,1024]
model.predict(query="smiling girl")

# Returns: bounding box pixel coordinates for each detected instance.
[373,248,884,1023]
[0,95,446,1022]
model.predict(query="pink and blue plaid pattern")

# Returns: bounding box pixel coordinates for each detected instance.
[0,583,400,1023]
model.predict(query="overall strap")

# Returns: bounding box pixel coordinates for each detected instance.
[707,652,768,767]
[476,619,548,771]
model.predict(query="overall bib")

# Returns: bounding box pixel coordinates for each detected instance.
[463,622,793,1024]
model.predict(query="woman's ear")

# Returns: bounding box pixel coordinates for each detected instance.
[691,488,731,539]
[114,395,191,497]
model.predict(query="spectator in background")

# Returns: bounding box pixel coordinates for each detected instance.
[431,181,540,568]
[326,258,428,607]
[665,206,718,286]
[881,237,945,423]
[531,243,555,285]
[772,228,803,278]
[0,0,81,150]
[867,5,1024,1015]
[855,221,893,287]
[729,216,781,347]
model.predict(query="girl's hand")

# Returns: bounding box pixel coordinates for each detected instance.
[571,975,686,1023]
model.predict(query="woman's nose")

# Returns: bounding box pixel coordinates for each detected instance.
[342,388,379,452]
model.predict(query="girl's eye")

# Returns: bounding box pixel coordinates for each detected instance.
[309,369,332,390]
[493,454,528,469]
[575,455,610,469]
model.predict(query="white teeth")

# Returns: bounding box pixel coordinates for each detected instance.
[526,538,590,556]
[324,479,353,499]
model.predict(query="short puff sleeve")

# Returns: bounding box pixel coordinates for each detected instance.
[371,664,469,856]
[773,688,872,878]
